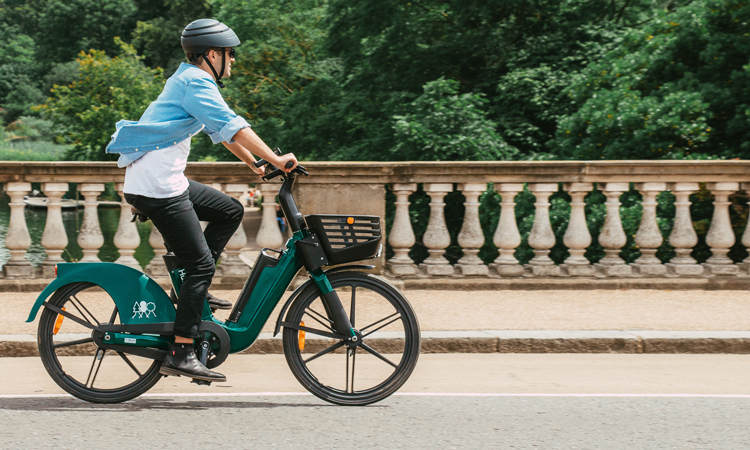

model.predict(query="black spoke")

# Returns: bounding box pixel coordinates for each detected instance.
[306,307,335,328]
[350,286,356,328]
[86,349,105,388]
[117,352,142,377]
[346,347,356,393]
[71,295,100,326]
[361,312,401,337]
[53,337,94,349]
[107,307,118,325]
[361,342,398,369]
[303,308,334,332]
[304,341,346,364]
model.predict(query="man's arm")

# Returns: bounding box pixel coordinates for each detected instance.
[229,127,297,172]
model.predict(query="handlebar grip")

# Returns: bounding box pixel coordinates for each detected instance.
[285,160,295,170]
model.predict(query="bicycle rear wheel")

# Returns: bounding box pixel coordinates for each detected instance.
[37,282,163,403]
[282,271,420,406]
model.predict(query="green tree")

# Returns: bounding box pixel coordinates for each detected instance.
[38,39,163,161]
[392,78,518,161]
[35,0,139,69]
[552,0,750,159]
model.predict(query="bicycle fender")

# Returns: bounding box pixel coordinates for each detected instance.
[272,265,375,336]
[26,262,175,324]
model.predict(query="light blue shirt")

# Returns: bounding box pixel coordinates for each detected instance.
[106,63,250,168]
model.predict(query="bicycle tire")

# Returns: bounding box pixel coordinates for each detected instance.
[282,271,420,406]
[38,282,163,403]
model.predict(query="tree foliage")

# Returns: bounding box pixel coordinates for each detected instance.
[38,39,163,161]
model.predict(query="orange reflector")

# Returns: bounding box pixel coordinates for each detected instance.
[298,321,305,351]
[54,265,58,277]
[346,217,354,225]
[53,307,65,335]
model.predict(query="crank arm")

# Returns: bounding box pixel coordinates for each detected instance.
[280,322,349,340]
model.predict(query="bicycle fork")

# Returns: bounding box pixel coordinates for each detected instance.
[309,269,355,338]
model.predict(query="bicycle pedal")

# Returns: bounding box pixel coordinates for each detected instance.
[191,378,212,386]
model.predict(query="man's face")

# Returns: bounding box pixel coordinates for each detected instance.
[209,48,235,78]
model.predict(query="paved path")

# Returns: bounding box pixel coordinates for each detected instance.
[3,288,750,355]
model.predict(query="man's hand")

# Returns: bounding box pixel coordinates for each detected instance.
[274,153,298,173]
[250,163,266,178]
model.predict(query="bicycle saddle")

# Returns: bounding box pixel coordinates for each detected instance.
[130,207,149,223]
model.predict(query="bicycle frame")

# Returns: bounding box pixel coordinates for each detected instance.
[28,169,357,359]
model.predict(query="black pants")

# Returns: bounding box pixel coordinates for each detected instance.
[125,180,244,339]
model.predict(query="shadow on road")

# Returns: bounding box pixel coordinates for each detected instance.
[0,397,374,412]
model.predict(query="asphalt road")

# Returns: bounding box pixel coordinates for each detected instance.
[1,354,749,449]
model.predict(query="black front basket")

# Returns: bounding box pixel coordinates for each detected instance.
[304,214,382,265]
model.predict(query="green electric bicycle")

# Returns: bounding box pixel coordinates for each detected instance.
[26,155,420,406]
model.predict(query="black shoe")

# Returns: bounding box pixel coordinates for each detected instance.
[169,289,232,310]
[207,292,232,310]
[160,343,227,382]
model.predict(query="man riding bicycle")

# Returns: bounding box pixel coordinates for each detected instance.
[106,19,297,383]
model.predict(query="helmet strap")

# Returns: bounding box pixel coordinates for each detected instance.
[202,51,226,89]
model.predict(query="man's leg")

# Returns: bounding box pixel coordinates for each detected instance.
[124,191,225,382]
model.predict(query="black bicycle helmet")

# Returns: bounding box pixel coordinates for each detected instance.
[181,19,240,88]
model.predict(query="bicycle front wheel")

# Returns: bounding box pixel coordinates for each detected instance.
[282,271,420,406]
[37,282,163,403]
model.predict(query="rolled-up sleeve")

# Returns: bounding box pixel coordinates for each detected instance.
[182,77,250,144]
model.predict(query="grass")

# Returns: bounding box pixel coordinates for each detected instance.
[0,140,71,161]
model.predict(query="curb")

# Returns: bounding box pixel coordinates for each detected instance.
[6,276,750,293]
[3,331,749,357]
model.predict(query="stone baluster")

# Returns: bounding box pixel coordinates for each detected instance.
[146,224,168,277]
[3,182,33,278]
[456,183,488,276]
[526,183,560,276]
[386,183,418,277]
[40,183,69,277]
[113,183,142,270]
[703,182,739,275]
[490,184,524,277]
[255,182,284,250]
[419,183,455,276]
[220,184,252,280]
[561,183,595,276]
[740,182,750,275]
[632,183,667,276]
[665,182,702,276]
[595,183,631,276]
[77,183,105,262]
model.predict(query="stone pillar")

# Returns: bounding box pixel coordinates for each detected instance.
[561,183,595,276]
[490,184,524,277]
[146,224,168,277]
[256,182,284,250]
[77,183,105,262]
[386,183,418,277]
[419,183,455,276]
[632,183,667,276]
[40,183,69,277]
[525,183,560,276]
[703,182,739,275]
[455,183,489,276]
[3,182,33,278]
[220,184,252,280]
[665,182,703,276]
[595,183,631,276]
[113,183,141,270]
[739,182,750,275]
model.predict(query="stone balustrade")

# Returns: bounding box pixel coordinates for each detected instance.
[2,161,750,282]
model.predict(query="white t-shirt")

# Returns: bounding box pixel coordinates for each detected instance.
[123,137,191,198]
